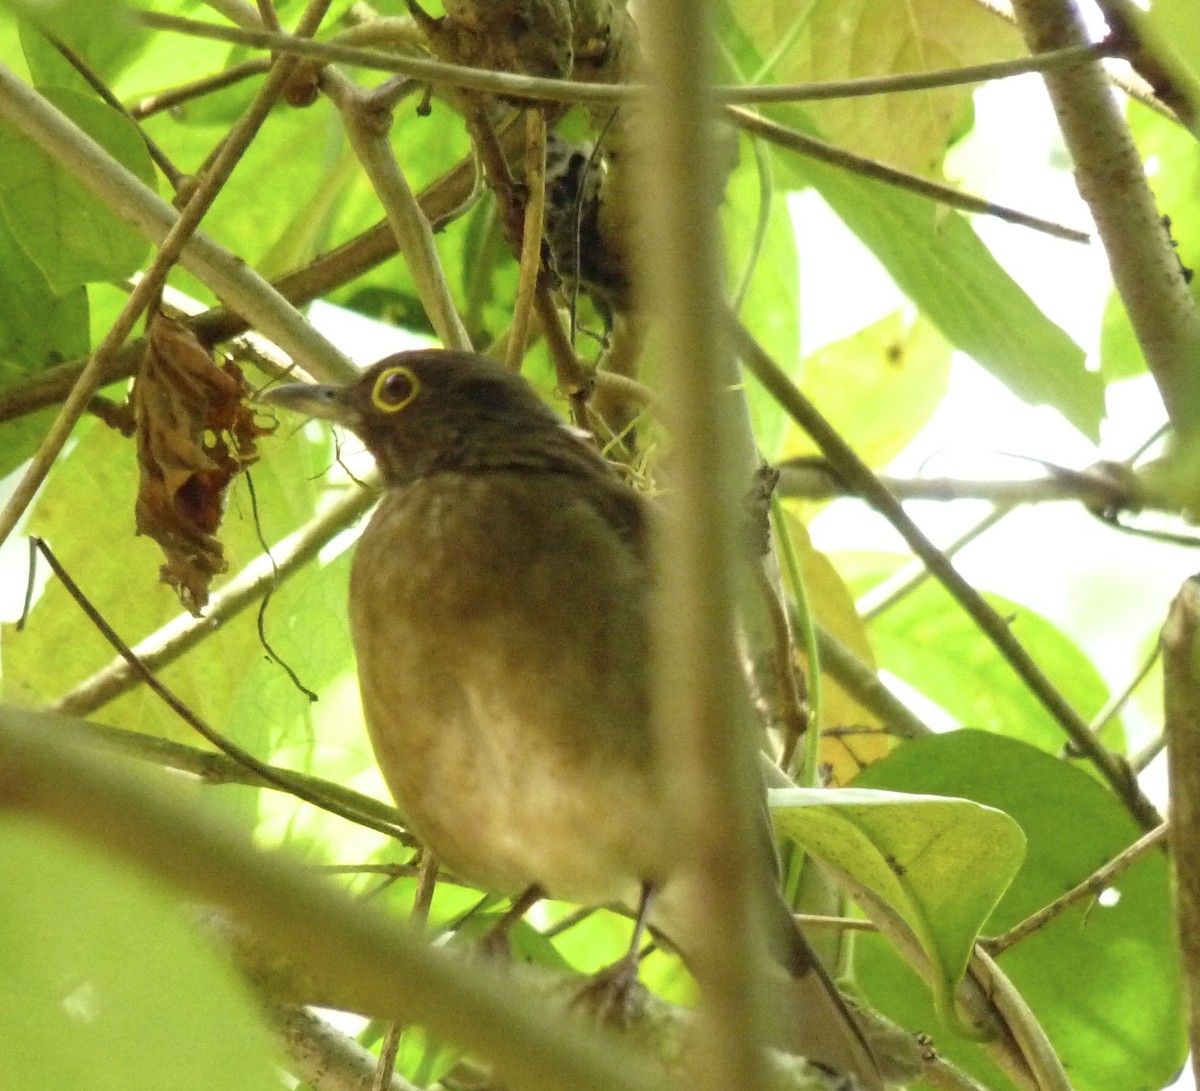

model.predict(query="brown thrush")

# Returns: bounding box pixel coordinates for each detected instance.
[263,349,882,1088]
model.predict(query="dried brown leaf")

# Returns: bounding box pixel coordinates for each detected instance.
[133,313,273,615]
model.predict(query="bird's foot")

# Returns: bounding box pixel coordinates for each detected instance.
[571,952,647,1028]
[477,885,544,960]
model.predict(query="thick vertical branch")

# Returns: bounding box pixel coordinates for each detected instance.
[639,3,773,1089]
[1162,578,1200,1086]
[1009,0,1200,439]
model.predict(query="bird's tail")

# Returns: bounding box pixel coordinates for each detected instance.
[770,914,884,1090]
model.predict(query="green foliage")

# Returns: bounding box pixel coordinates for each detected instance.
[0,85,156,291]
[856,733,1184,1091]
[862,569,1127,753]
[0,817,280,1091]
[773,786,1025,1025]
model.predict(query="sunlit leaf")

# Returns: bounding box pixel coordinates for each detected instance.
[730,0,1022,175]
[0,813,279,1091]
[0,214,89,476]
[779,310,952,468]
[864,571,1125,754]
[0,86,156,292]
[853,731,1184,1091]
[772,784,1024,1023]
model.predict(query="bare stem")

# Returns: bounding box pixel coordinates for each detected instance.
[137,12,1116,109]
[987,823,1169,955]
[726,106,1089,243]
[640,0,774,1083]
[507,109,547,371]
[323,70,471,350]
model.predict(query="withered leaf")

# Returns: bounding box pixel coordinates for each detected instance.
[133,312,273,615]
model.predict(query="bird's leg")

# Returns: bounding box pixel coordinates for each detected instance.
[479,884,544,959]
[573,881,655,1026]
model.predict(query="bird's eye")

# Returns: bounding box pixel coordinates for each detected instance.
[371,366,420,413]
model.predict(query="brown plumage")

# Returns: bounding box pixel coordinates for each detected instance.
[263,349,882,1088]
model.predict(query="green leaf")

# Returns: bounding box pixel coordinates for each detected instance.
[1098,288,1146,384]
[0,812,279,1091]
[0,0,125,48]
[800,162,1101,440]
[853,731,1184,1091]
[771,785,1024,1024]
[865,574,1125,754]
[0,213,89,476]
[0,85,156,292]
[777,310,951,467]
[727,0,1022,175]
[18,7,148,95]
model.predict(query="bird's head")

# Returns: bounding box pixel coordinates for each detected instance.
[261,349,598,484]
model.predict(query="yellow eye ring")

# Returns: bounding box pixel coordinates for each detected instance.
[371,365,420,413]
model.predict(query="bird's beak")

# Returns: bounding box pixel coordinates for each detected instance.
[258,381,357,427]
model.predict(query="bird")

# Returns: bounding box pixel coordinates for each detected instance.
[262,349,883,1088]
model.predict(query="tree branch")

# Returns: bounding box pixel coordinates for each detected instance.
[777,459,1144,509]
[39,711,410,837]
[640,0,776,1083]
[1163,578,1200,1085]
[1010,0,1200,439]
[136,12,1118,109]
[322,70,471,351]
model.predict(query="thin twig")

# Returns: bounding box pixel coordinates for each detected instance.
[1010,0,1200,438]
[733,321,1161,831]
[136,13,1114,108]
[0,5,340,551]
[725,106,1089,243]
[858,508,1012,621]
[372,1025,404,1091]
[777,461,1145,509]
[46,33,183,186]
[986,823,1169,956]
[1087,640,1162,739]
[48,714,410,835]
[1132,732,1166,774]
[130,58,273,118]
[507,109,547,371]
